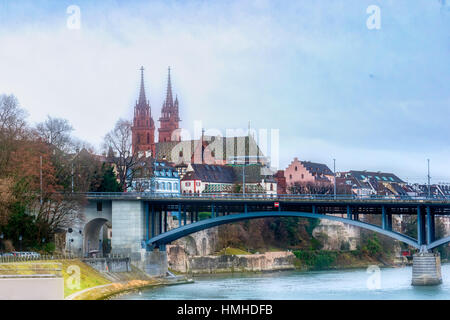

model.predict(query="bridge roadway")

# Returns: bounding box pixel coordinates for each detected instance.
[83,193,450,252]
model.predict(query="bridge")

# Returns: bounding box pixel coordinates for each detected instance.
[70,193,450,284]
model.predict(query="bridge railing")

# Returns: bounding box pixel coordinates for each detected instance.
[79,192,450,202]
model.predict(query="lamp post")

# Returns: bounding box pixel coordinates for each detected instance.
[18,235,22,251]
[228,156,261,196]
[333,158,336,199]
[427,159,431,199]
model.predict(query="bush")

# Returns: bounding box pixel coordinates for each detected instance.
[366,235,382,256]
[293,250,337,270]
[42,242,56,253]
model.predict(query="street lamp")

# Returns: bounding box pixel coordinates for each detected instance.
[228,156,262,196]
[18,235,22,251]
[427,159,431,199]
[333,159,336,199]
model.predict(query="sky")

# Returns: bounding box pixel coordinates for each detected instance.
[0,0,449,183]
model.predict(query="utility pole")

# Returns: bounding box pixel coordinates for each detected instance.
[71,162,74,193]
[333,158,336,199]
[427,159,431,198]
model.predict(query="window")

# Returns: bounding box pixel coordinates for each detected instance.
[97,202,102,212]
[382,177,388,181]
[173,183,179,191]
[161,182,165,190]
[301,174,304,179]
[389,177,394,181]
[375,176,381,180]
[179,150,183,157]
[147,133,150,143]
[295,166,297,171]
[289,174,292,180]
[270,184,273,191]
[155,182,159,189]
[167,183,172,191]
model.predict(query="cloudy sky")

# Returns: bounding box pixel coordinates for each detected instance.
[0,0,449,183]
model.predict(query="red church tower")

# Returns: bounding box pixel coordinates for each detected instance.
[132,66,155,155]
[158,67,181,142]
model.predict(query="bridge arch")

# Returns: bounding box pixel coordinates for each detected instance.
[148,211,420,249]
[427,236,450,250]
[83,218,111,256]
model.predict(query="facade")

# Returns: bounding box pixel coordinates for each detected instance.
[285,157,334,192]
[274,170,287,194]
[180,163,277,195]
[336,170,406,196]
[128,158,180,194]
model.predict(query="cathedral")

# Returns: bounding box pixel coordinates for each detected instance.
[131,66,181,155]
[130,66,265,167]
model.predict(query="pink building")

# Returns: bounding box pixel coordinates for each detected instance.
[285,157,334,191]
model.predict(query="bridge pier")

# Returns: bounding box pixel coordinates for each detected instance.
[411,206,441,286]
[412,251,442,286]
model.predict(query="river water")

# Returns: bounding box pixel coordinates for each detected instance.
[115,264,450,300]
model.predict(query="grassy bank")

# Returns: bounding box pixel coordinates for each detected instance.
[0,259,183,300]
[0,259,111,297]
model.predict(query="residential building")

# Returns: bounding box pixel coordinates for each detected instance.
[285,157,334,192]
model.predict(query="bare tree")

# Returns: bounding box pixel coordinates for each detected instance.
[103,119,139,191]
[30,192,85,240]
[0,94,28,176]
[35,116,74,152]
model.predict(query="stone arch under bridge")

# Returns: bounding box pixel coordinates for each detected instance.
[83,218,111,255]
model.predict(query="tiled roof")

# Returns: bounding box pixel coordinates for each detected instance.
[154,135,265,164]
[300,161,333,176]
[346,170,404,184]
[182,164,235,183]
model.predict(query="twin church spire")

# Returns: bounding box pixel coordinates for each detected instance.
[131,66,181,155]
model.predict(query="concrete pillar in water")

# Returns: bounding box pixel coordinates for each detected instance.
[412,251,442,286]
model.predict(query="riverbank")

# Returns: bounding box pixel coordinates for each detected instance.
[67,277,193,300]
[0,258,192,300]
[169,247,405,275]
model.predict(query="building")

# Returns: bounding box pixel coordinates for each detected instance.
[155,134,266,166]
[131,67,156,155]
[336,170,406,196]
[180,163,277,195]
[131,67,181,155]
[274,170,287,194]
[158,68,181,143]
[128,157,180,194]
[285,157,334,192]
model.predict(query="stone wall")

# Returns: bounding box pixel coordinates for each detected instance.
[173,227,219,256]
[83,257,131,273]
[132,250,168,277]
[167,245,295,274]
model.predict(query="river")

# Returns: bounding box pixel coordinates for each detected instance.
[115,264,450,300]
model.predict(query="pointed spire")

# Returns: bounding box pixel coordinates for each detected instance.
[138,66,147,105]
[165,66,174,109]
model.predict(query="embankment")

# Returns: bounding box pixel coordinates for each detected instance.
[168,246,295,274]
